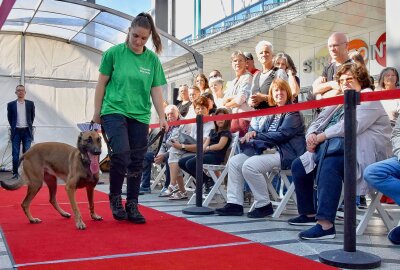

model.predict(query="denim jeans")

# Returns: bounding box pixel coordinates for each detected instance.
[140,151,171,189]
[364,157,400,205]
[291,153,344,223]
[102,114,148,202]
[178,153,224,183]
[271,174,293,195]
[12,128,33,175]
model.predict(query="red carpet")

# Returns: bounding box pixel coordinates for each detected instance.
[0,186,336,269]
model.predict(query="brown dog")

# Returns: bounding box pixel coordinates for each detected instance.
[1,131,102,230]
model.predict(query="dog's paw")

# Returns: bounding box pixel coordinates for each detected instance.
[91,213,103,221]
[61,212,71,218]
[29,218,42,224]
[76,221,87,230]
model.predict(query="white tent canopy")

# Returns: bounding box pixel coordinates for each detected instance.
[0,0,202,171]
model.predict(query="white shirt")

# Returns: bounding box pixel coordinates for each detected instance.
[16,101,28,128]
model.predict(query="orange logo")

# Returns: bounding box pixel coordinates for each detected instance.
[348,39,368,61]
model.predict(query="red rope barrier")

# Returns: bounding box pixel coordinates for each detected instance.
[150,89,400,129]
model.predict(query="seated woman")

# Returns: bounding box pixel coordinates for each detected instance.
[178,108,232,193]
[167,96,215,200]
[288,63,392,240]
[215,79,306,218]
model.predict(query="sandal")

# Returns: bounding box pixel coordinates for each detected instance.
[169,191,188,200]
[159,184,178,197]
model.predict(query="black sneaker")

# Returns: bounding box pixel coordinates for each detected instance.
[288,215,316,226]
[215,203,243,216]
[247,203,274,218]
[358,195,368,209]
[11,173,19,179]
[109,194,127,220]
[125,200,146,224]
[299,224,336,240]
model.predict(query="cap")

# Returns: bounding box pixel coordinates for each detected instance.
[243,52,253,60]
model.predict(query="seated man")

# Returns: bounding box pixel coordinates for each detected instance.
[139,105,180,195]
[364,117,400,245]
[288,63,391,240]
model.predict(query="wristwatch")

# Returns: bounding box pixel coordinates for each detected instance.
[181,144,185,150]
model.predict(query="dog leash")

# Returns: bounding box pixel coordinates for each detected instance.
[99,124,165,157]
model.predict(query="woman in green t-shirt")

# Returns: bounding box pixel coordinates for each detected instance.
[92,13,168,224]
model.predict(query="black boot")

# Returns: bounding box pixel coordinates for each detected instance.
[109,193,127,220]
[125,200,146,224]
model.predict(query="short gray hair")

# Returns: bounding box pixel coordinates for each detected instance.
[209,76,224,85]
[255,40,273,54]
[165,104,179,115]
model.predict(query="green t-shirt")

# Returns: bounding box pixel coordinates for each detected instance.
[99,43,167,124]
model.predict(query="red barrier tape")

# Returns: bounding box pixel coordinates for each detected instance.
[149,89,400,129]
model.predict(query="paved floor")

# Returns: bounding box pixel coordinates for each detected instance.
[1,172,399,269]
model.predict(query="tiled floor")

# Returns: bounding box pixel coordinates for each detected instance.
[1,173,399,269]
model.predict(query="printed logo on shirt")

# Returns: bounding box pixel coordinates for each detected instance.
[140,67,151,75]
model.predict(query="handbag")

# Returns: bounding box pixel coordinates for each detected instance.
[315,137,344,162]
[178,132,197,145]
[240,139,268,157]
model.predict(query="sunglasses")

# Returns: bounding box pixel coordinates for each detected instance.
[339,77,354,85]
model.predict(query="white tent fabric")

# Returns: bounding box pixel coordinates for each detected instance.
[0,34,100,171]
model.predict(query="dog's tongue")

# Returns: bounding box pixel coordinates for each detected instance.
[88,153,99,174]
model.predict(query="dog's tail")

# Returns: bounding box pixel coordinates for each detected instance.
[0,176,24,190]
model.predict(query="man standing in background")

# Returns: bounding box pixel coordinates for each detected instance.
[7,85,35,179]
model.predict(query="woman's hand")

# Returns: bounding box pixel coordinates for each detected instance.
[92,112,101,124]
[306,133,318,152]
[159,118,169,132]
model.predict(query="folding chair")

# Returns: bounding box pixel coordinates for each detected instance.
[356,191,396,235]
[187,132,240,206]
[249,168,297,218]
[150,164,166,190]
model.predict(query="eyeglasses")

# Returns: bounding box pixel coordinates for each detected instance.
[209,75,219,79]
[339,77,354,85]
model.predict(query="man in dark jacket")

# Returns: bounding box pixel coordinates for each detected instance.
[7,85,35,178]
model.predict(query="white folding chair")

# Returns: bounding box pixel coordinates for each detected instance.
[150,164,166,190]
[188,132,240,206]
[335,190,397,235]
[249,168,297,218]
[356,191,396,235]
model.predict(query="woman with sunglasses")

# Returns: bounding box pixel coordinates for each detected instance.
[288,63,392,240]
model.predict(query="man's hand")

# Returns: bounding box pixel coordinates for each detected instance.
[240,131,256,143]
[154,154,164,164]
[250,93,267,107]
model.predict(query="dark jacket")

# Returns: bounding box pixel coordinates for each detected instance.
[7,99,35,139]
[255,110,306,170]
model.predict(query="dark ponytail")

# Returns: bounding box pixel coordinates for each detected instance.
[130,12,163,55]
